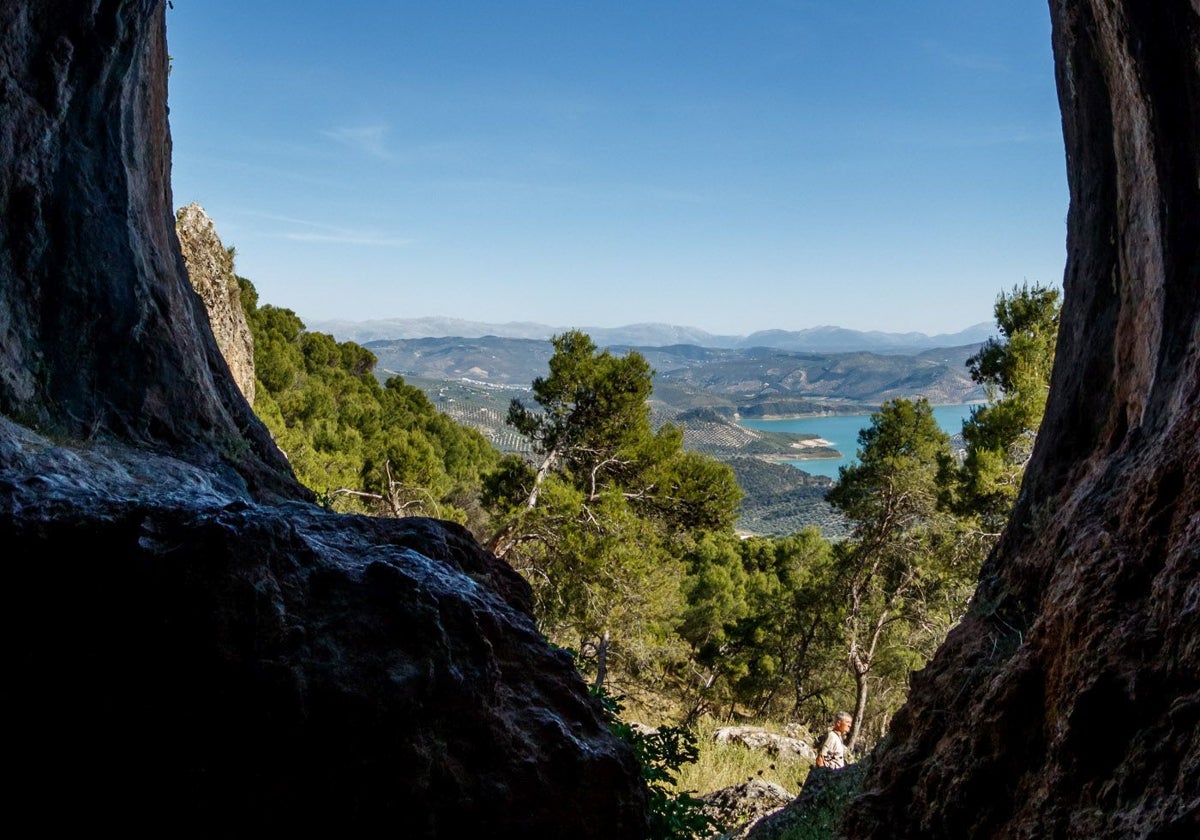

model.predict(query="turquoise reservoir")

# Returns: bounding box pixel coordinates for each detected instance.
[739,403,979,479]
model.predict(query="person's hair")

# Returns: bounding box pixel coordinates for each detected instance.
[835,711,852,724]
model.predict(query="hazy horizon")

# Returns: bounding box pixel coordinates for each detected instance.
[303,312,995,340]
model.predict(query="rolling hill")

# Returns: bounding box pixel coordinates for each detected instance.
[365,335,984,539]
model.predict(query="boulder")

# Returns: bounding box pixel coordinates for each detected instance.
[745,764,867,840]
[701,778,794,839]
[713,725,818,764]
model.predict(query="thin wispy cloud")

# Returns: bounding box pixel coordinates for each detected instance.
[173,153,347,189]
[913,123,1060,148]
[323,125,393,159]
[246,211,413,248]
[434,177,709,206]
[836,119,1059,150]
[281,231,414,247]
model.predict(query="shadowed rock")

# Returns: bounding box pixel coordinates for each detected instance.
[745,764,867,840]
[840,2,1200,837]
[702,778,795,839]
[0,1,648,835]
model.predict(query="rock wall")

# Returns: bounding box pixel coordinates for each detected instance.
[0,2,649,834]
[840,2,1199,837]
[176,203,256,405]
[0,0,294,500]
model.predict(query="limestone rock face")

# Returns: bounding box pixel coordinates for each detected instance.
[0,2,648,835]
[176,203,256,404]
[712,725,818,764]
[840,3,1200,838]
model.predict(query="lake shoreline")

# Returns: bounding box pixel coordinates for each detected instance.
[738,403,980,480]
[736,402,985,423]
[757,452,843,463]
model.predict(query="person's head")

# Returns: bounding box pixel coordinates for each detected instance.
[834,712,852,734]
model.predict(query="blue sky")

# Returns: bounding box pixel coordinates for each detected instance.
[166,1,1067,337]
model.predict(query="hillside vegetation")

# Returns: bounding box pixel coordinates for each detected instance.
[368,338,988,542]
[229,262,1058,837]
[367,336,987,416]
[238,279,499,529]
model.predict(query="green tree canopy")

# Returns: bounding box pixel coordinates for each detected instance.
[679,529,844,723]
[944,282,1061,533]
[238,276,498,527]
[506,330,656,508]
[826,398,978,748]
[485,330,742,692]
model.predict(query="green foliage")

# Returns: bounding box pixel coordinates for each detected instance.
[506,330,655,487]
[595,686,720,840]
[671,715,812,805]
[826,398,981,745]
[680,529,848,723]
[829,398,949,535]
[487,330,743,690]
[680,534,750,657]
[942,282,1061,533]
[237,276,498,526]
[643,446,744,533]
[968,282,1060,401]
[498,330,741,531]
[232,260,1044,777]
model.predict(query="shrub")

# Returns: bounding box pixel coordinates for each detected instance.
[594,686,721,840]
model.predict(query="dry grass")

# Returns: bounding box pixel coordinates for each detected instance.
[671,715,814,799]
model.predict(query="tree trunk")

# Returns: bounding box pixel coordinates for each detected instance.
[525,448,558,508]
[848,664,869,752]
[591,630,610,692]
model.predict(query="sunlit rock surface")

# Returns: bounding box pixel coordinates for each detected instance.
[840,2,1200,837]
[0,1,648,835]
[176,202,257,405]
[712,724,818,765]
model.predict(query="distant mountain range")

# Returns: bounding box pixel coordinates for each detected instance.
[305,316,997,355]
